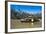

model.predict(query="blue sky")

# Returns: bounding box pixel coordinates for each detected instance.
[11,5,42,14]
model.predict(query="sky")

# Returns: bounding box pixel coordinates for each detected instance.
[11,5,42,14]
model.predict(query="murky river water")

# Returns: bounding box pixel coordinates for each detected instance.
[11,19,42,29]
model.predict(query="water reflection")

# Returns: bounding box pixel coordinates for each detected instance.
[11,19,42,29]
